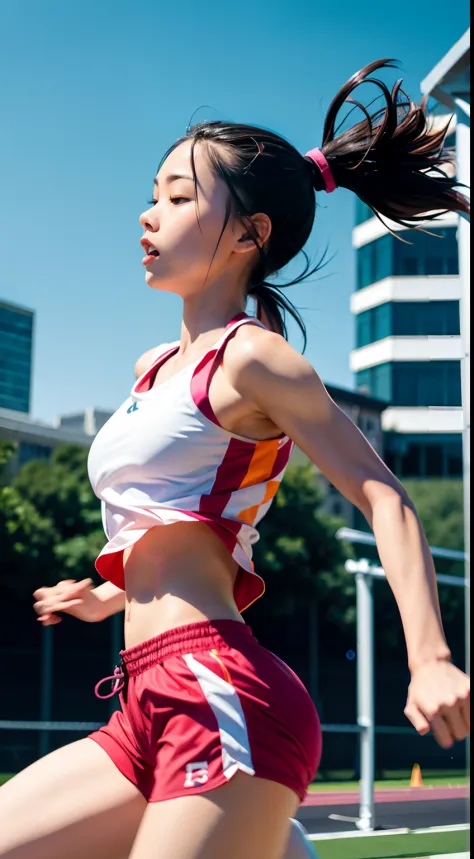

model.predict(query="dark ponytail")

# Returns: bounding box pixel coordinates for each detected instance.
[163,60,469,348]
[317,59,469,226]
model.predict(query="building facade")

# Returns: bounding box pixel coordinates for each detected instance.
[0,299,34,414]
[350,181,463,479]
[0,407,112,477]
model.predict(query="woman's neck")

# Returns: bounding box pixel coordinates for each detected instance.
[179,291,246,353]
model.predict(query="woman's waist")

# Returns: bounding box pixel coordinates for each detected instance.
[122,523,243,647]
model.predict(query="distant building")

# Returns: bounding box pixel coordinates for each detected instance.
[350,119,464,478]
[56,407,114,436]
[0,299,34,414]
[0,407,113,476]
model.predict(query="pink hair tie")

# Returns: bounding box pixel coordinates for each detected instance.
[305,148,337,194]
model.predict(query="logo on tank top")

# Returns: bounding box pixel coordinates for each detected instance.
[184,761,209,788]
[127,402,139,414]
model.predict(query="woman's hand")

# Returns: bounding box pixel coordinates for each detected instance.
[33,578,104,625]
[405,660,470,748]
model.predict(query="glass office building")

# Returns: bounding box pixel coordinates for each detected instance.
[351,177,463,478]
[0,300,34,413]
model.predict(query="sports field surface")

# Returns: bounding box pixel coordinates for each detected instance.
[310,825,470,859]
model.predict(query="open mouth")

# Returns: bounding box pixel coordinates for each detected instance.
[141,238,160,265]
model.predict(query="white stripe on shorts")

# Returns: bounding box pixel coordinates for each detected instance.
[183,652,255,781]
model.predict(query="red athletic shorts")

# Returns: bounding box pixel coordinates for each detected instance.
[89,619,322,803]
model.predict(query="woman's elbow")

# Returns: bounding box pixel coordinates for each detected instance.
[360,473,412,521]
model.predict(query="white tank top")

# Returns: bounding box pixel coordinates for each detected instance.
[88,314,293,611]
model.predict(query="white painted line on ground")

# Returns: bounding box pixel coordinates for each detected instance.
[383,854,470,859]
[308,828,410,841]
[308,822,469,841]
[414,823,470,835]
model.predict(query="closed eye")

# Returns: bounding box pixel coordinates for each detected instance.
[147,196,191,207]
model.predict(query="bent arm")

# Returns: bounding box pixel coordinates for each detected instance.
[230,331,450,673]
[93,581,126,621]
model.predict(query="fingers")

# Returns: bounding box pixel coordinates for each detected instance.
[429,714,456,749]
[33,581,76,603]
[407,696,470,748]
[404,704,430,736]
[37,614,62,626]
[33,579,92,619]
[444,705,470,743]
[34,598,83,617]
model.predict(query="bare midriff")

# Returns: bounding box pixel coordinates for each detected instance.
[122,521,244,648]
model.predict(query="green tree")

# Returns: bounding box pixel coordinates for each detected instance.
[13,445,102,539]
[254,462,353,626]
[0,443,57,597]
[0,444,104,598]
[403,479,464,552]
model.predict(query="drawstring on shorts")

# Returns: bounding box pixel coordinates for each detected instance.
[94,663,125,699]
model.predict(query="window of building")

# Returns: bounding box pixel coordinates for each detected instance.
[393,228,459,277]
[393,361,462,407]
[356,368,372,396]
[356,304,392,347]
[446,362,463,406]
[446,442,463,476]
[392,301,460,336]
[357,244,374,291]
[356,361,462,407]
[425,444,444,477]
[373,303,391,342]
[356,227,459,290]
[356,312,372,348]
[384,433,463,478]
[356,301,460,347]
[0,306,34,414]
[356,365,392,400]
[374,235,393,284]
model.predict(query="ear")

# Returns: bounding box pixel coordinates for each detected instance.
[234,213,272,255]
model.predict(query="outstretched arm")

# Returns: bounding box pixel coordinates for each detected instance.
[227,327,470,748]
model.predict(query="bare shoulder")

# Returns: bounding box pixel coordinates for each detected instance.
[225,323,317,385]
[223,322,332,422]
[134,347,160,380]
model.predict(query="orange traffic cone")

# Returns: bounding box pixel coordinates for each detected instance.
[410,763,423,787]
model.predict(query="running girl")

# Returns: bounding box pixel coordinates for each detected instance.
[0,60,470,859]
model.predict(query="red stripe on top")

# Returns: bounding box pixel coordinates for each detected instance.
[191,315,263,428]
[133,346,179,395]
[268,438,293,480]
[199,437,256,518]
[191,351,220,425]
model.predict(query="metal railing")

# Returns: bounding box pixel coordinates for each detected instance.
[337,527,469,832]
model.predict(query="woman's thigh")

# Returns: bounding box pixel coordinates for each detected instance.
[0,737,146,859]
[129,772,299,859]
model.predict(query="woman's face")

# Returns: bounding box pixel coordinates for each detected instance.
[139,140,248,298]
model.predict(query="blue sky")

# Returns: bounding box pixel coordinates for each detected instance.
[0,0,469,422]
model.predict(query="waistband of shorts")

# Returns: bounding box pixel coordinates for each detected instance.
[119,619,256,676]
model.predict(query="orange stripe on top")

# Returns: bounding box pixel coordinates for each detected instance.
[210,649,233,686]
[237,480,280,525]
[239,439,280,490]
